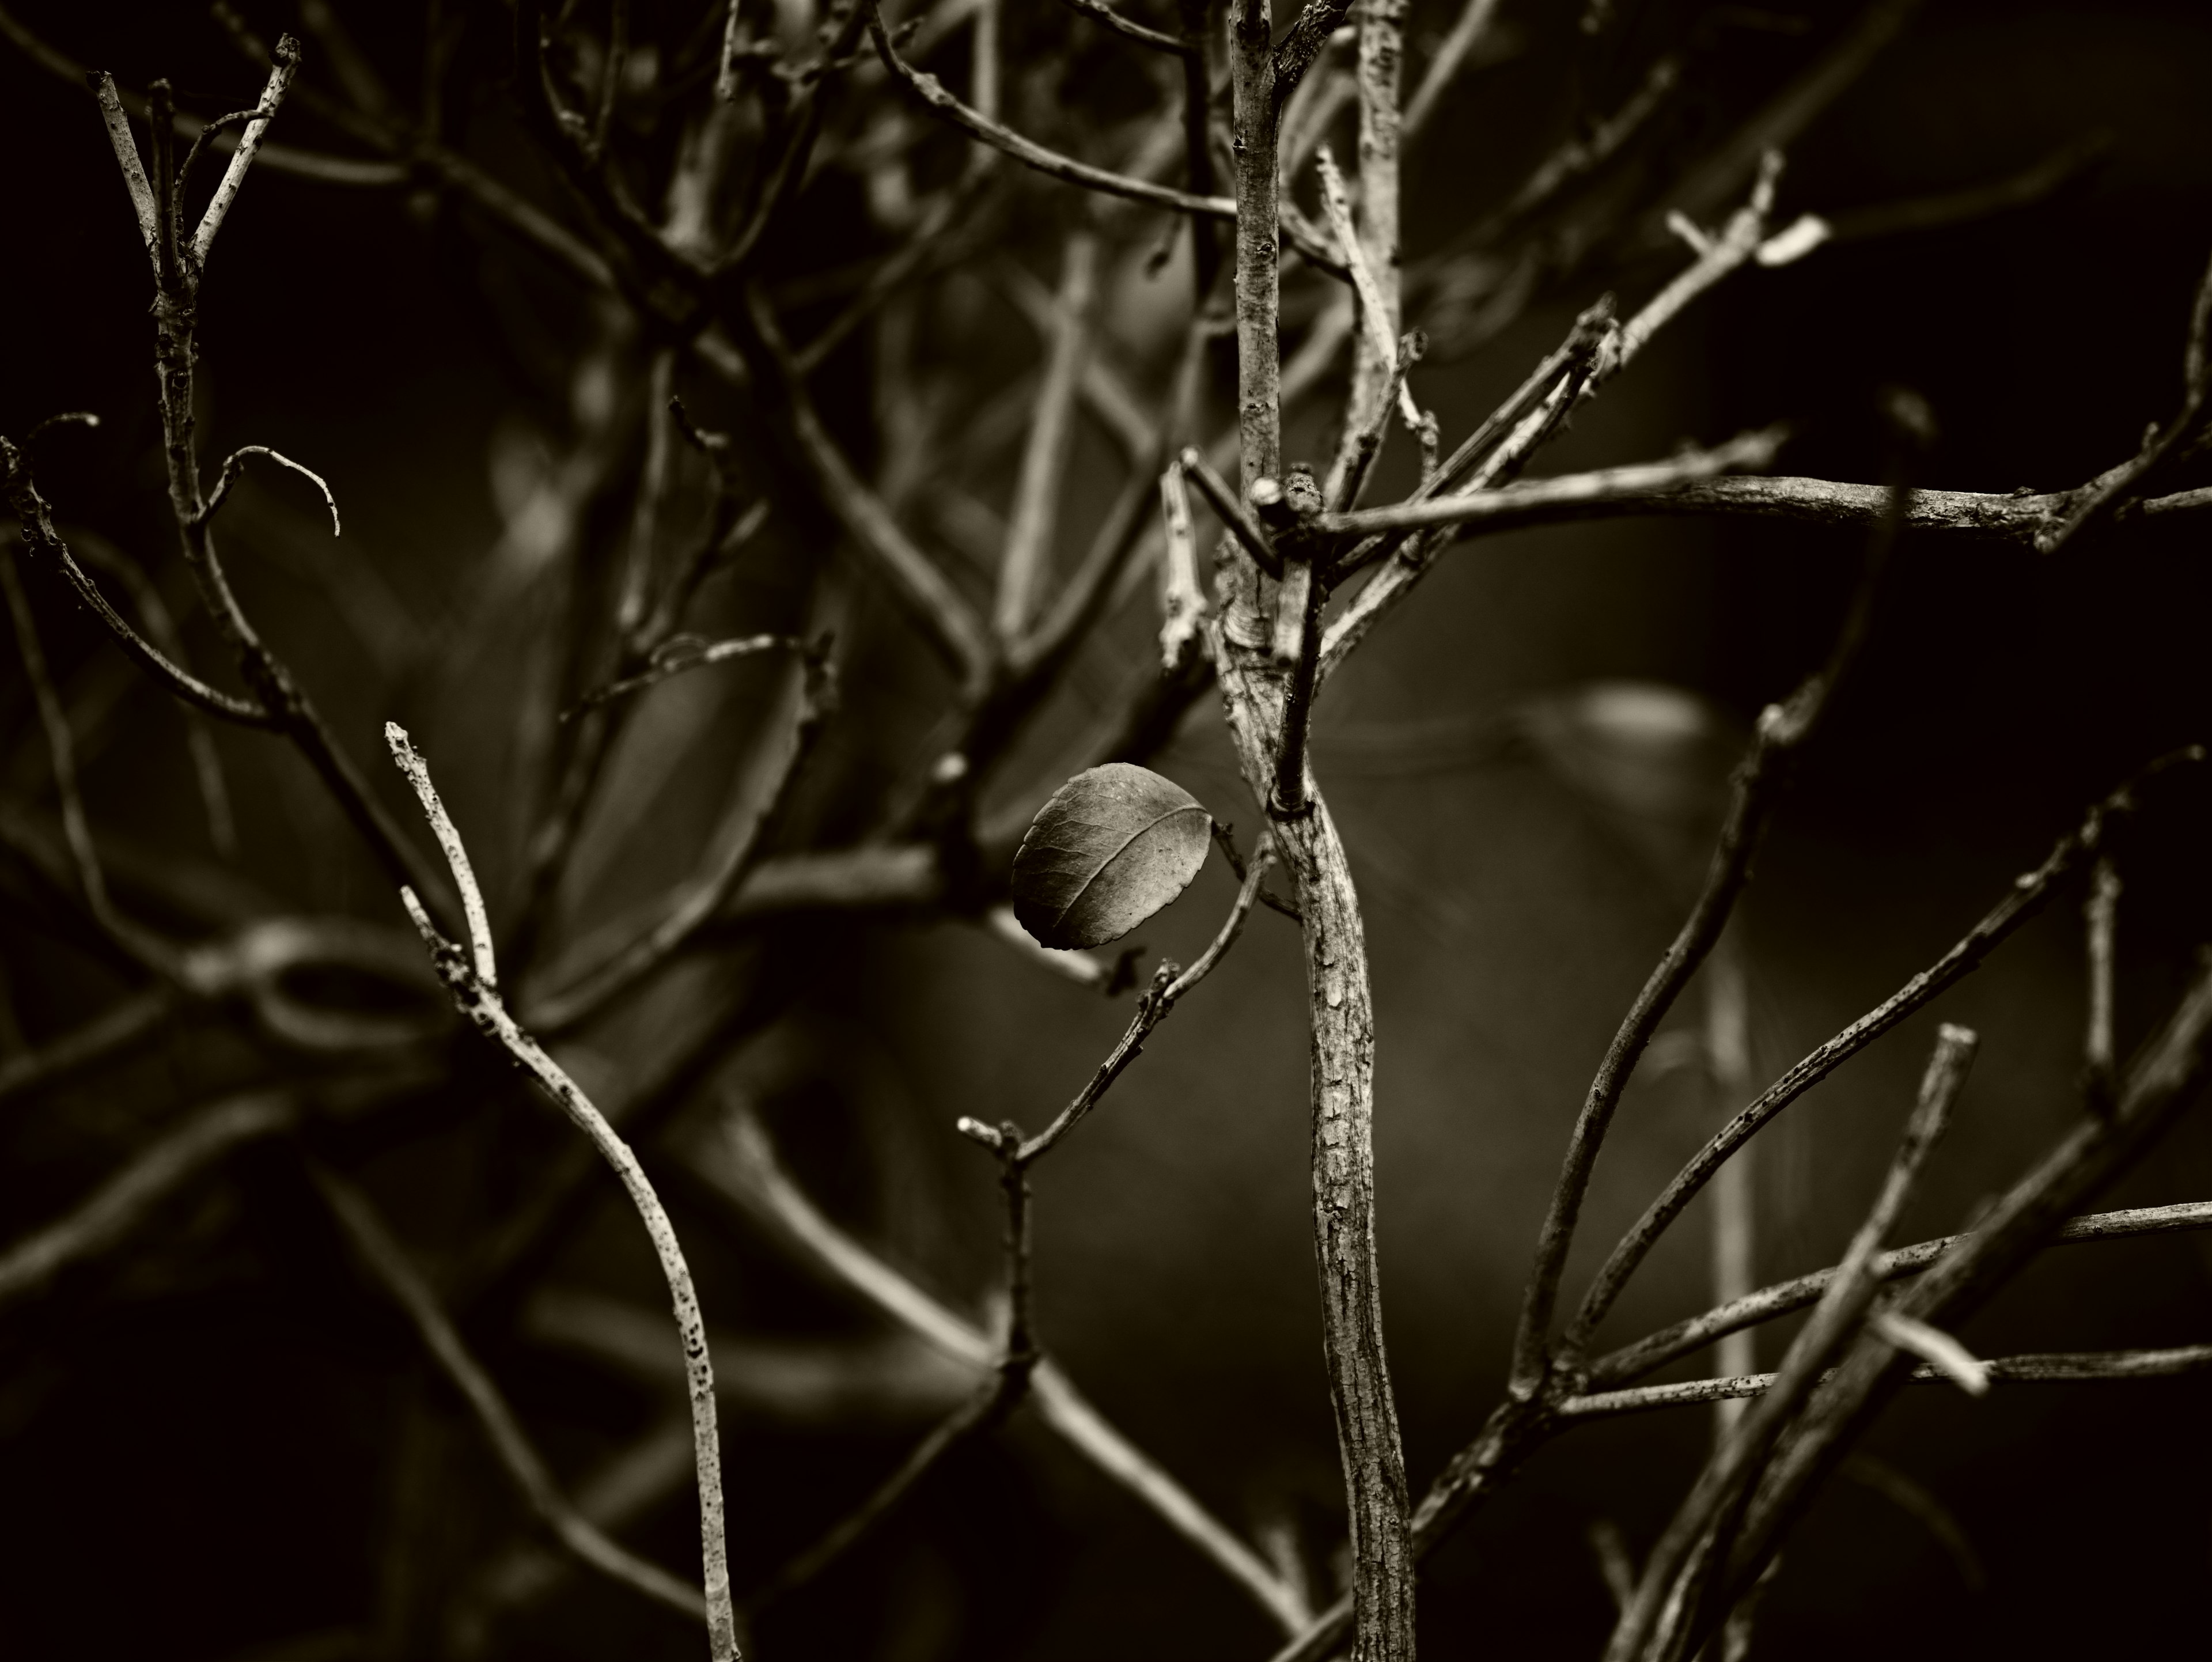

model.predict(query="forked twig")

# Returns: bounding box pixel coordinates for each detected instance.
[381,723,740,1662]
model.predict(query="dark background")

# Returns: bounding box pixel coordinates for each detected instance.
[2,1,2210,1658]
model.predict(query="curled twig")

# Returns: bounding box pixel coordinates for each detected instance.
[200,445,342,536]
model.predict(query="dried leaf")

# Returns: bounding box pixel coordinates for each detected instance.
[1011,763,1213,949]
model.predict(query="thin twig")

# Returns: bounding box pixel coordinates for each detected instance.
[1324,159,1823,670]
[744,1375,1016,1610]
[0,986,171,1111]
[2085,855,2121,1111]
[1313,143,1419,431]
[1337,470,2212,544]
[1177,446,1283,578]
[868,3,1234,220]
[81,56,461,930]
[380,733,739,1662]
[2,438,275,726]
[200,445,343,536]
[1014,838,1278,1164]
[1604,1025,1977,1662]
[1705,930,1756,1442]
[1588,1201,2212,1391]
[385,725,497,991]
[191,33,301,266]
[997,232,1099,641]
[1158,461,1206,669]
[526,647,835,1032]
[1317,426,1790,542]
[1401,0,1503,139]
[1512,470,1897,1399]
[1700,954,2212,1646]
[1052,0,1197,55]
[734,287,993,683]
[1560,747,2205,1365]
[1558,1345,2212,1419]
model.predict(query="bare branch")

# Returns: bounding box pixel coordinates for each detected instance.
[85,69,159,255]
[1313,142,1419,430]
[1561,748,2205,1364]
[1178,446,1283,578]
[384,724,497,991]
[1271,0,1356,112]
[1605,1025,1976,1662]
[1317,425,1790,542]
[997,232,1099,640]
[1590,1200,2212,1391]
[1309,470,2212,547]
[0,1092,293,1311]
[1158,461,1206,669]
[745,1375,1016,1610]
[4,456,274,730]
[1873,1310,1989,1395]
[201,445,342,536]
[1014,839,1278,1164]
[1401,0,1503,140]
[1512,474,1899,1399]
[868,4,1234,220]
[2037,244,2212,554]
[1558,1345,2212,1419]
[527,649,834,1032]
[736,287,993,682]
[1657,0,1925,232]
[0,986,171,1112]
[1698,955,2212,1645]
[191,32,301,266]
[2085,855,2121,1110]
[383,737,739,1662]
[1052,0,1196,56]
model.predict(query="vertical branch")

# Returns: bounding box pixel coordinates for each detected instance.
[1159,461,1207,668]
[1400,0,1502,140]
[1229,0,1284,495]
[1705,930,1756,1443]
[972,0,1003,124]
[1272,794,1414,1662]
[1180,0,1223,300]
[190,36,300,266]
[1223,9,1410,1659]
[1349,0,1406,437]
[2084,857,2120,1111]
[997,232,1099,641]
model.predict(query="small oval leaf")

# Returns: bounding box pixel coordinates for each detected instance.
[1010,763,1213,949]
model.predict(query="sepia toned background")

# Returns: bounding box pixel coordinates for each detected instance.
[3,2,2210,1658]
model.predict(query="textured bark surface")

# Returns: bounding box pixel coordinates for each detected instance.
[1215,644,1415,1662]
